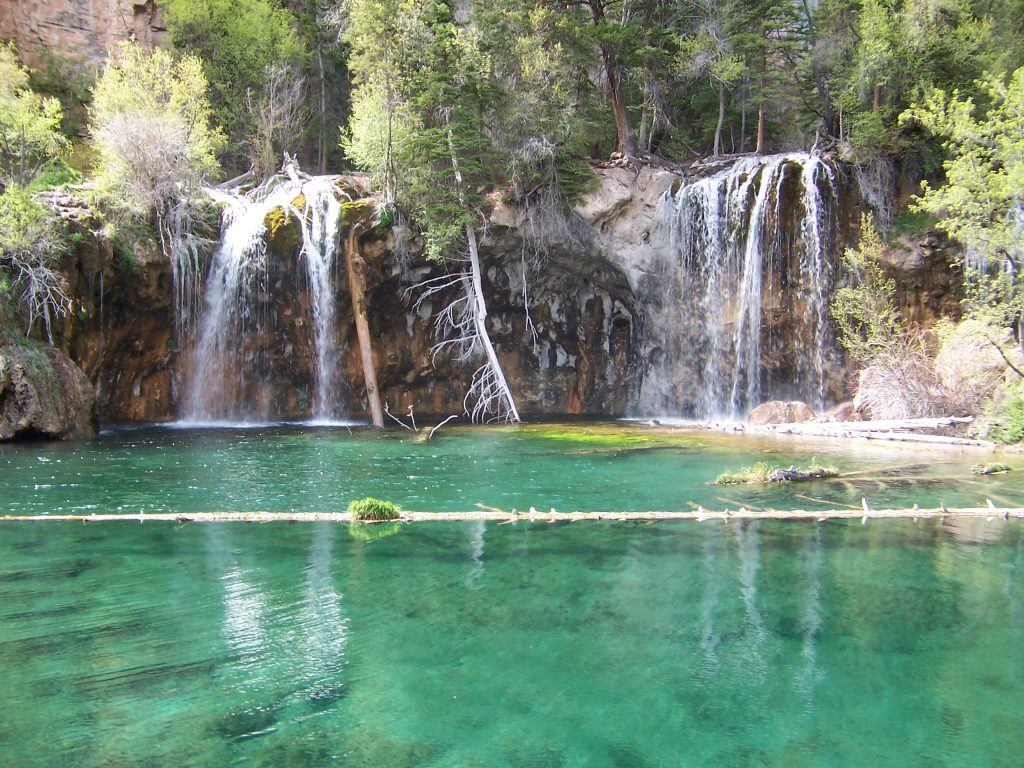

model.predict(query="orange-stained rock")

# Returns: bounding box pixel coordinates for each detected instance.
[0,1,166,71]
[820,401,859,422]
[748,400,816,425]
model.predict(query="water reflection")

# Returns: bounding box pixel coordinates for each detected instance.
[797,525,823,706]
[466,521,486,591]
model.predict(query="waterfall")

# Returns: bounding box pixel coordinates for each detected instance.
[640,153,840,419]
[181,176,349,424]
[297,177,347,423]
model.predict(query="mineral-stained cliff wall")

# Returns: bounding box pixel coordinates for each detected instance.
[0,0,166,71]
[33,158,960,428]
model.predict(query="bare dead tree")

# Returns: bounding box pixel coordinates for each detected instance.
[245,63,308,181]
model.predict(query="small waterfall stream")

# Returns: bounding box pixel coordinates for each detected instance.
[640,153,840,419]
[181,177,349,424]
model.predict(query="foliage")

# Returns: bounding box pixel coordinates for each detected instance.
[985,383,1024,444]
[904,68,1024,267]
[971,461,1011,474]
[159,0,303,165]
[90,42,224,216]
[0,44,68,186]
[0,185,69,342]
[903,67,1024,376]
[348,496,401,521]
[832,216,906,363]
[715,461,774,485]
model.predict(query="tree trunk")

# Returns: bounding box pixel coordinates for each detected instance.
[317,45,328,174]
[740,77,748,152]
[465,221,520,422]
[604,50,636,156]
[873,83,882,113]
[345,224,384,427]
[714,80,726,157]
[755,54,767,155]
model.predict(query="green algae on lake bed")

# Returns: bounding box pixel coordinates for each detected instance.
[1,422,1023,515]
[0,519,1022,767]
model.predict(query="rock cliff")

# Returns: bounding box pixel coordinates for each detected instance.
[0,344,97,440]
[23,158,961,428]
[0,0,166,71]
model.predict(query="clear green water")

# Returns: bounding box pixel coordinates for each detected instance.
[2,422,1024,514]
[0,520,1022,767]
[2,424,1024,766]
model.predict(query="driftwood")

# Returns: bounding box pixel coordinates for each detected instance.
[766,467,837,482]
[754,417,994,447]
[1,507,1021,524]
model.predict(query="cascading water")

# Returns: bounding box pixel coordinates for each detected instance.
[181,176,349,424]
[639,153,841,419]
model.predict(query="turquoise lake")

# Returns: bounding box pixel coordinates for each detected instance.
[1,424,1023,766]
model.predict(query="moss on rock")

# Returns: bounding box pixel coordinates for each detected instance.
[264,205,303,254]
[340,199,376,228]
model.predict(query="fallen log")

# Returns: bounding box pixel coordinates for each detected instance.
[1,507,1022,524]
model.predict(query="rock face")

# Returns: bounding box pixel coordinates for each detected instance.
[0,0,166,71]
[36,158,966,427]
[747,400,817,425]
[0,345,97,440]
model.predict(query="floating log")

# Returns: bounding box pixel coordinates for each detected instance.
[1,507,1022,524]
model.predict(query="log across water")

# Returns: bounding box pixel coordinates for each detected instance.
[1,507,1021,524]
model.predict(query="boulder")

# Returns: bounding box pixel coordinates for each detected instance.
[0,345,97,440]
[747,400,816,425]
[820,401,859,422]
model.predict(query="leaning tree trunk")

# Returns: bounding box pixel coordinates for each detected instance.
[346,223,384,427]
[464,221,520,423]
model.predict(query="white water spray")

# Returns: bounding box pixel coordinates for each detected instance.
[640,153,840,419]
[181,176,349,424]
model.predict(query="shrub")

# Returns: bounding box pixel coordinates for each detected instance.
[348,497,401,521]
[715,460,838,485]
[0,185,69,342]
[986,384,1024,444]
[0,44,68,186]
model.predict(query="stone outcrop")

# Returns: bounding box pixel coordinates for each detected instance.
[0,344,97,440]
[747,400,817,425]
[29,158,969,428]
[0,0,166,72]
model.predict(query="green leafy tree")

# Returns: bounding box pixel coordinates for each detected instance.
[90,42,224,217]
[159,0,303,168]
[0,44,67,186]
[903,67,1024,369]
[90,42,224,333]
[732,0,805,153]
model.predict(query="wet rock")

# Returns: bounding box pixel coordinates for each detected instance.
[747,400,816,425]
[0,345,97,440]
